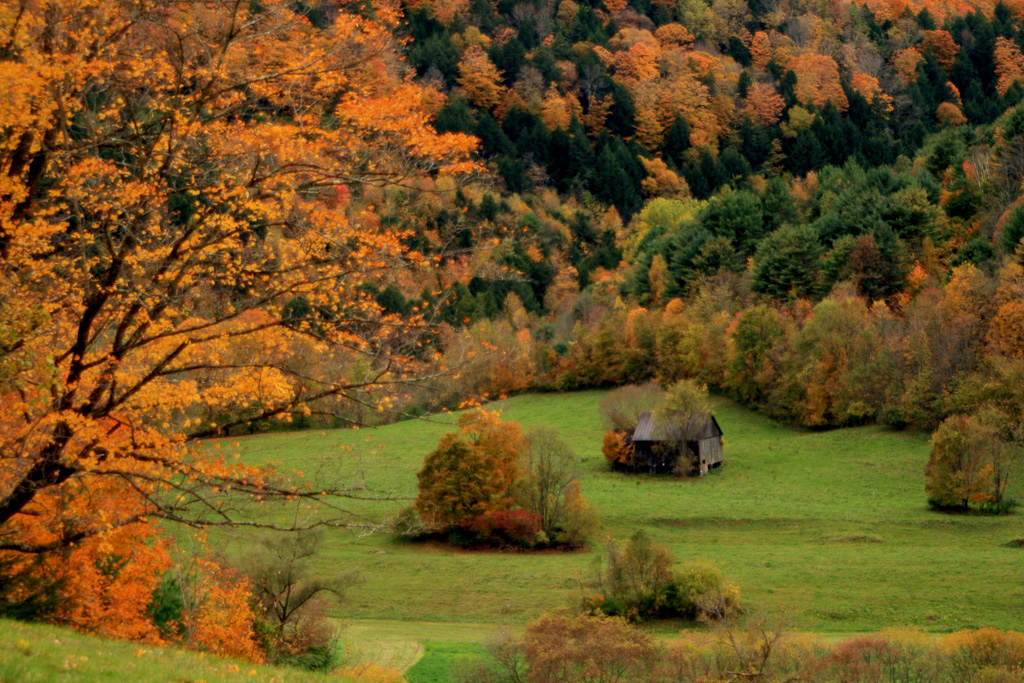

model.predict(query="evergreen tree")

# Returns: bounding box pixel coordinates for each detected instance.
[548,128,573,192]
[752,224,824,300]
[698,150,723,195]
[726,37,752,67]
[567,118,596,188]
[475,113,514,156]
[489,39,526,87]
[1001,205,1024,253]
[869,223,911,297]
[717,148,752,184]
[569,6,606,43]
[496,155,529,193]
[916,7,936,30]
[665,224,713,298]
[739,117,773,169]
[661,114,691,168]
[811,103,860,166]
[607,82,637,138]
[780,70,798,108]
[592,141,643,220]
[408,33,460,84]
[699,188,764,254]
[760,177,798,233]
[951,237,996,268]
[737,70,751,99]
[786,128,825,174]
[434,98,476,135]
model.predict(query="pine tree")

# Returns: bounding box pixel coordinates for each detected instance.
[661,114,691,168]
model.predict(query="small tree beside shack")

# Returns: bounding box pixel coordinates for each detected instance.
[600,380,724,476]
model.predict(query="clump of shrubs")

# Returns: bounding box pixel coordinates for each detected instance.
[409,410,598,549]
[578,531,741,622]
[460,614,1024,683]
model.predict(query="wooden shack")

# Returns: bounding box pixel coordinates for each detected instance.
[630,411,724,475]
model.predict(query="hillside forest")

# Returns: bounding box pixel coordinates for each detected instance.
[3,0,1024,677]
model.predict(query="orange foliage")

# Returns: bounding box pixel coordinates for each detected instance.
[995,37,1024,95]
[936,101,968,126]
[851,73,894,112]
[183,558,262,660]
[613,42,661,83]
[540,85,573,130]
[521,611,660,680]
[863,0,906,21]
[988,263,1024,356]
[458,44,506,109]
[602,429,636,467]
[0,0,477,644]
[744,82,787,126]
[654,23,695,49]
[582,94,612,135]
[458,409,526,500]
[415,433,510,529]
[787,54,848,110]
[640,157,691,197]
[892,48,924,83]
[938,628,1024,673]
[922,30,960,70]
[658,71,718,148]
[429,0,470,23]
[988,299,1024,356]
[750,31,773,69]
[907,263,930,294]
[415,411,595,547]
[634,85,665,149]
[51,524,170,642]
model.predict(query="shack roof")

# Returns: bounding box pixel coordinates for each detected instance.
[632,411,722,442]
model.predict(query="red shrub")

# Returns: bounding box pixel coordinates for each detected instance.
[470,508,542,546]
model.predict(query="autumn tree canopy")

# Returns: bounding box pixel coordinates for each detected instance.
[0,0,477,559]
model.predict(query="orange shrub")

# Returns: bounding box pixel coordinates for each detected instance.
[602,429,635,468]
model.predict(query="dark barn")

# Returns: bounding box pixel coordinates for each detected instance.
[631,411,724,475]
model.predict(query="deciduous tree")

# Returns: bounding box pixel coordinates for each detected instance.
[925,415,1008,511]
[787,54,848,110]
[0,0,477,641]
[458,44,507,109]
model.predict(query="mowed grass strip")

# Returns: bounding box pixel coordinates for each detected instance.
[209,391,1024,634]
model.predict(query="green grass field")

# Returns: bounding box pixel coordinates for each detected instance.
[0,618,353,683]
[6,391,1023,682]
[206,391,1024,646]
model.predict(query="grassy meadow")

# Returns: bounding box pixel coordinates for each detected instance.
[198,391,1024,677]
[0,618,356,683]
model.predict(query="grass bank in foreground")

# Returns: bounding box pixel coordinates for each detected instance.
[0,618,353,682]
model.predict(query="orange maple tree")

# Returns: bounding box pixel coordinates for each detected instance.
[0,0,477,640]
[744,82,787,126]
[995,37,1024,95]
[414,410,525,529]
[922,30,960,70]
[458,44,506,110]
[750,31,773,69]
[892,47,925,84]
[787,53,848,111]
